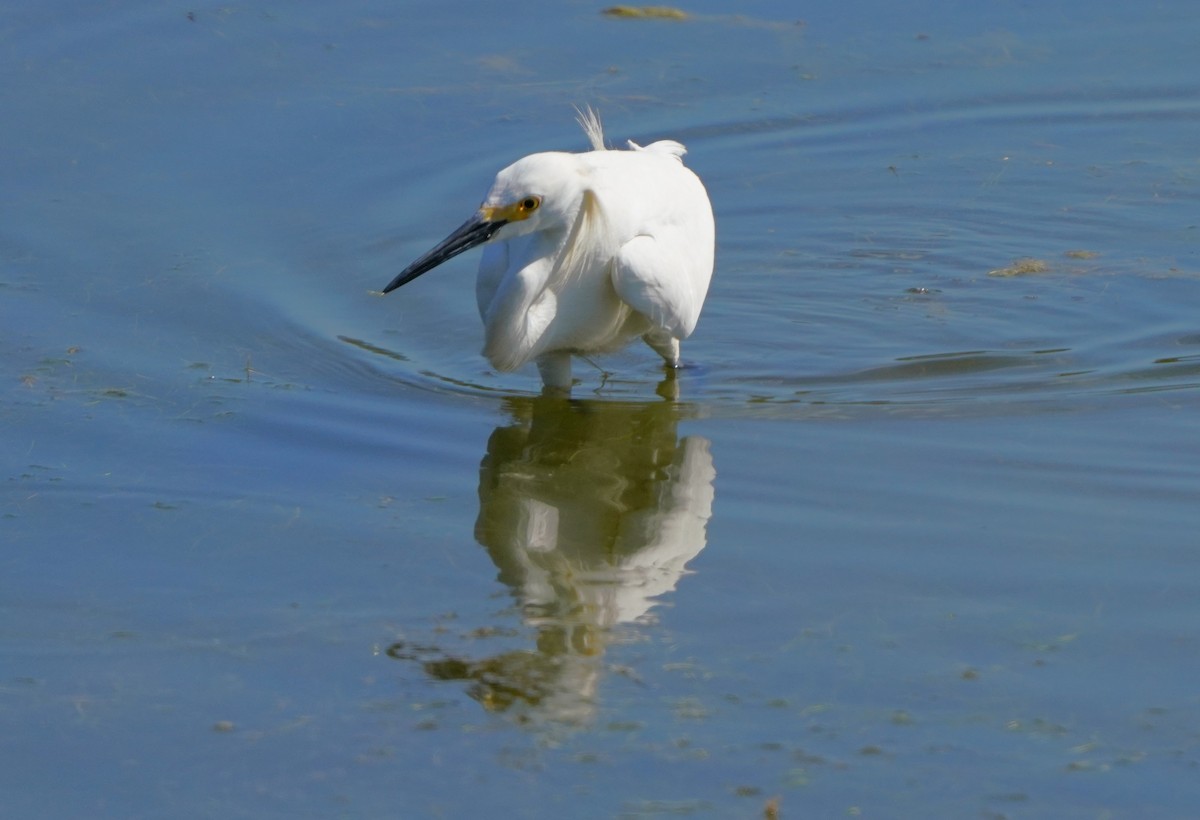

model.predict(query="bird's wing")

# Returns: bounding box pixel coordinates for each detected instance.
[611,231,703,339]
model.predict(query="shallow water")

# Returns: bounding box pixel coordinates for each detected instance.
[3,1,1199,817]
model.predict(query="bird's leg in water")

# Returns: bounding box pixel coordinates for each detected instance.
[536,351,573,391]
[642,330,681,370]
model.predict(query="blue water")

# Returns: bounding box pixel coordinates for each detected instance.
[3,1,1199,817]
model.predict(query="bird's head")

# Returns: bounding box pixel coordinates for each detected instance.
[481,152,583,239]
[381,152,584,294]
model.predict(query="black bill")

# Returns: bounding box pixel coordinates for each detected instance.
[381,212,507,294]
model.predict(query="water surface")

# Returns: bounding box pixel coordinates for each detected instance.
[3,1,1199,817]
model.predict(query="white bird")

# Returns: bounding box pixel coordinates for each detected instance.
[380,109,715,390]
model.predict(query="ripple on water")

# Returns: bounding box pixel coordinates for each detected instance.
[252,70,1200,418]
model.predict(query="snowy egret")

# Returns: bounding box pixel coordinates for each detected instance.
[380,109,715,390]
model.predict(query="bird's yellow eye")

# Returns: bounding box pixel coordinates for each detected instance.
[486,196,543,223]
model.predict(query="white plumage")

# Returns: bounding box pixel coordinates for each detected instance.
[381,110,715,390]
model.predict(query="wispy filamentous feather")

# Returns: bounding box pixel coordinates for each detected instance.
[575,105,606,151]
[553,189,608,291]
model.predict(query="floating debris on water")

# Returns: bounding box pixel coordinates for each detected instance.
[602,5,689,20]
[988,258,1049,277]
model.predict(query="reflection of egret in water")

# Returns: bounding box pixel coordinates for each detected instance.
[392,395,715,725]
